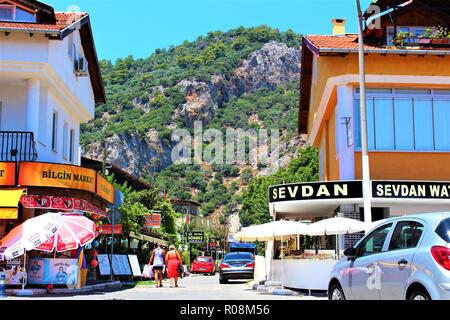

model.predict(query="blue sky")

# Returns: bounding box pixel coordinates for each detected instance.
[46,0,373,61]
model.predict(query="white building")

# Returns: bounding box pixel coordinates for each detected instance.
[0,0,105,165]
[0,1,113,237]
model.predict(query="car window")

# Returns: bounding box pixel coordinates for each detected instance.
[195,257,211,262]
[224,253,253,261]
[388,221,424,251]
[357,223,393,257]
[436,218,450,243]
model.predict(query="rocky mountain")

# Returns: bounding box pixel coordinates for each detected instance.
[81,26,306,229]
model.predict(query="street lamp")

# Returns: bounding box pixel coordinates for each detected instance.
[355,0,414,233]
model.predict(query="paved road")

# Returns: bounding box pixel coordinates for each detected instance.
[8,274,326,300]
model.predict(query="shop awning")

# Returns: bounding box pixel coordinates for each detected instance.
[0,189,25,219]
[129,231,168,247]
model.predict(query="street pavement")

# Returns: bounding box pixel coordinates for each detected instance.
[7,274,326,300]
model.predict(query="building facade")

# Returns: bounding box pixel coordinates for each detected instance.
[269,0,450,248]
[0,1,111,239]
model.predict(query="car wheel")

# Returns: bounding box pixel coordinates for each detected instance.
[409,290,431,300]
[219,277,228,284]
[329,283,346,301]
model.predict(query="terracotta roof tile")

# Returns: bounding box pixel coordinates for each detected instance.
[0,12,86,32]
[305,35,450,53]
[305,35,381,51]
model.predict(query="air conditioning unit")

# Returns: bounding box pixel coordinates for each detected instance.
[75,57,89,77]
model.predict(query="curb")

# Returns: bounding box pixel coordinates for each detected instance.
[6,281,123,297]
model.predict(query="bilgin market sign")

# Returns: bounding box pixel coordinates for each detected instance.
[269,181,363,202]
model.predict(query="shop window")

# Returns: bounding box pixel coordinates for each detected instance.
[0,4,36,22]
[394,98,414,150]
[69,129,75,162]
[0,5,14,21]
[354,89,450,152]
[374,98,395,150]
[63,123,68,159]
[433,99,450,150]
[413,99,434,150]
[15,7,35,22]
[51,111,58,152]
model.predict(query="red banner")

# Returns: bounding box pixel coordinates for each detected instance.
[20,195,106,217]
[99,224,122,235]
[145,213,161,228]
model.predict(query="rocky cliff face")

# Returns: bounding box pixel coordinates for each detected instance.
[83,41,302,176]
[233,41,301,95]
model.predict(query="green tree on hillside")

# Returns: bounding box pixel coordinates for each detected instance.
[239,146,319,227]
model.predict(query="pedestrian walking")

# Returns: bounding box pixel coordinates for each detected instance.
[165,245,183,288]
[149,243,166,288]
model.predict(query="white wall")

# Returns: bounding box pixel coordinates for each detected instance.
[0,28,97,166]
[48,31,95,115]
[0,84,27,131]
[0,82,81,165]
[336,85,355,180]
[0,30,96,118]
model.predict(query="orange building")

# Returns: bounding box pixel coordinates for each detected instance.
[269,0,450,248]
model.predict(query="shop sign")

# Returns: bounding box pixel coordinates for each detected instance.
[209,238,222,249]
[109,254,132,276]
[0,162,16,186]
[27,257,78,286]
[20,195,106,217]
[127,255,142,277]
[144,212,161,228]
[99,224,122,235]
[187,231,204,244]
[373,181,450,199]
[269,181,363,203]
[97,254,111,276]
[19,162,96,193]
[96,174,115,204]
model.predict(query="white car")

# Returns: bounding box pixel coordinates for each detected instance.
[328,212,450,300]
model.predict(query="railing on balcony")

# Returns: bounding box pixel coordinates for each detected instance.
[0,131,38,162]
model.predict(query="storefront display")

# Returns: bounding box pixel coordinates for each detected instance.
[27,257,78,286]
[109,254,132,276]
[97,254,111,276]
[20,195,106,217]
[0,258,26,286]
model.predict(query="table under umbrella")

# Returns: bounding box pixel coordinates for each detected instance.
[235,220,309,286]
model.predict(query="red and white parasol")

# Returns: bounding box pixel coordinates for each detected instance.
[36,214,98,252]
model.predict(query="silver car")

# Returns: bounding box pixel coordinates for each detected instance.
[329,212,450,300]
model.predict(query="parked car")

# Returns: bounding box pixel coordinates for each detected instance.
[191,256,216,275]
[219,252,255,284]
[328,213,450,300]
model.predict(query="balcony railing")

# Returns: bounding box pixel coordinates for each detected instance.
[0,131,38,162]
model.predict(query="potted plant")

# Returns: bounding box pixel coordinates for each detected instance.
[392,31,412,47]
[418,28,433,45]
[431,26,449,45]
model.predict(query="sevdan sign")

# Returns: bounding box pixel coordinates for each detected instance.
[269,181,363,202]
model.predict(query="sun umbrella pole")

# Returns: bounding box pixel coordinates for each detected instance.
[22,251,26,291]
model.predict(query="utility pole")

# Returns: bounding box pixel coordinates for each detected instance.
[110,205,114,281]
[356,0,414,233]
[356,0,372,233]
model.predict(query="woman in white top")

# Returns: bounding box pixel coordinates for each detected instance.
[149,243,166,288]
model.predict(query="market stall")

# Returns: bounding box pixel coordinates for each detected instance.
[235,217,368,291]
[0,212,98,292]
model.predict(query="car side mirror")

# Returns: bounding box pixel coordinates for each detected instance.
[344,248,357,258]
